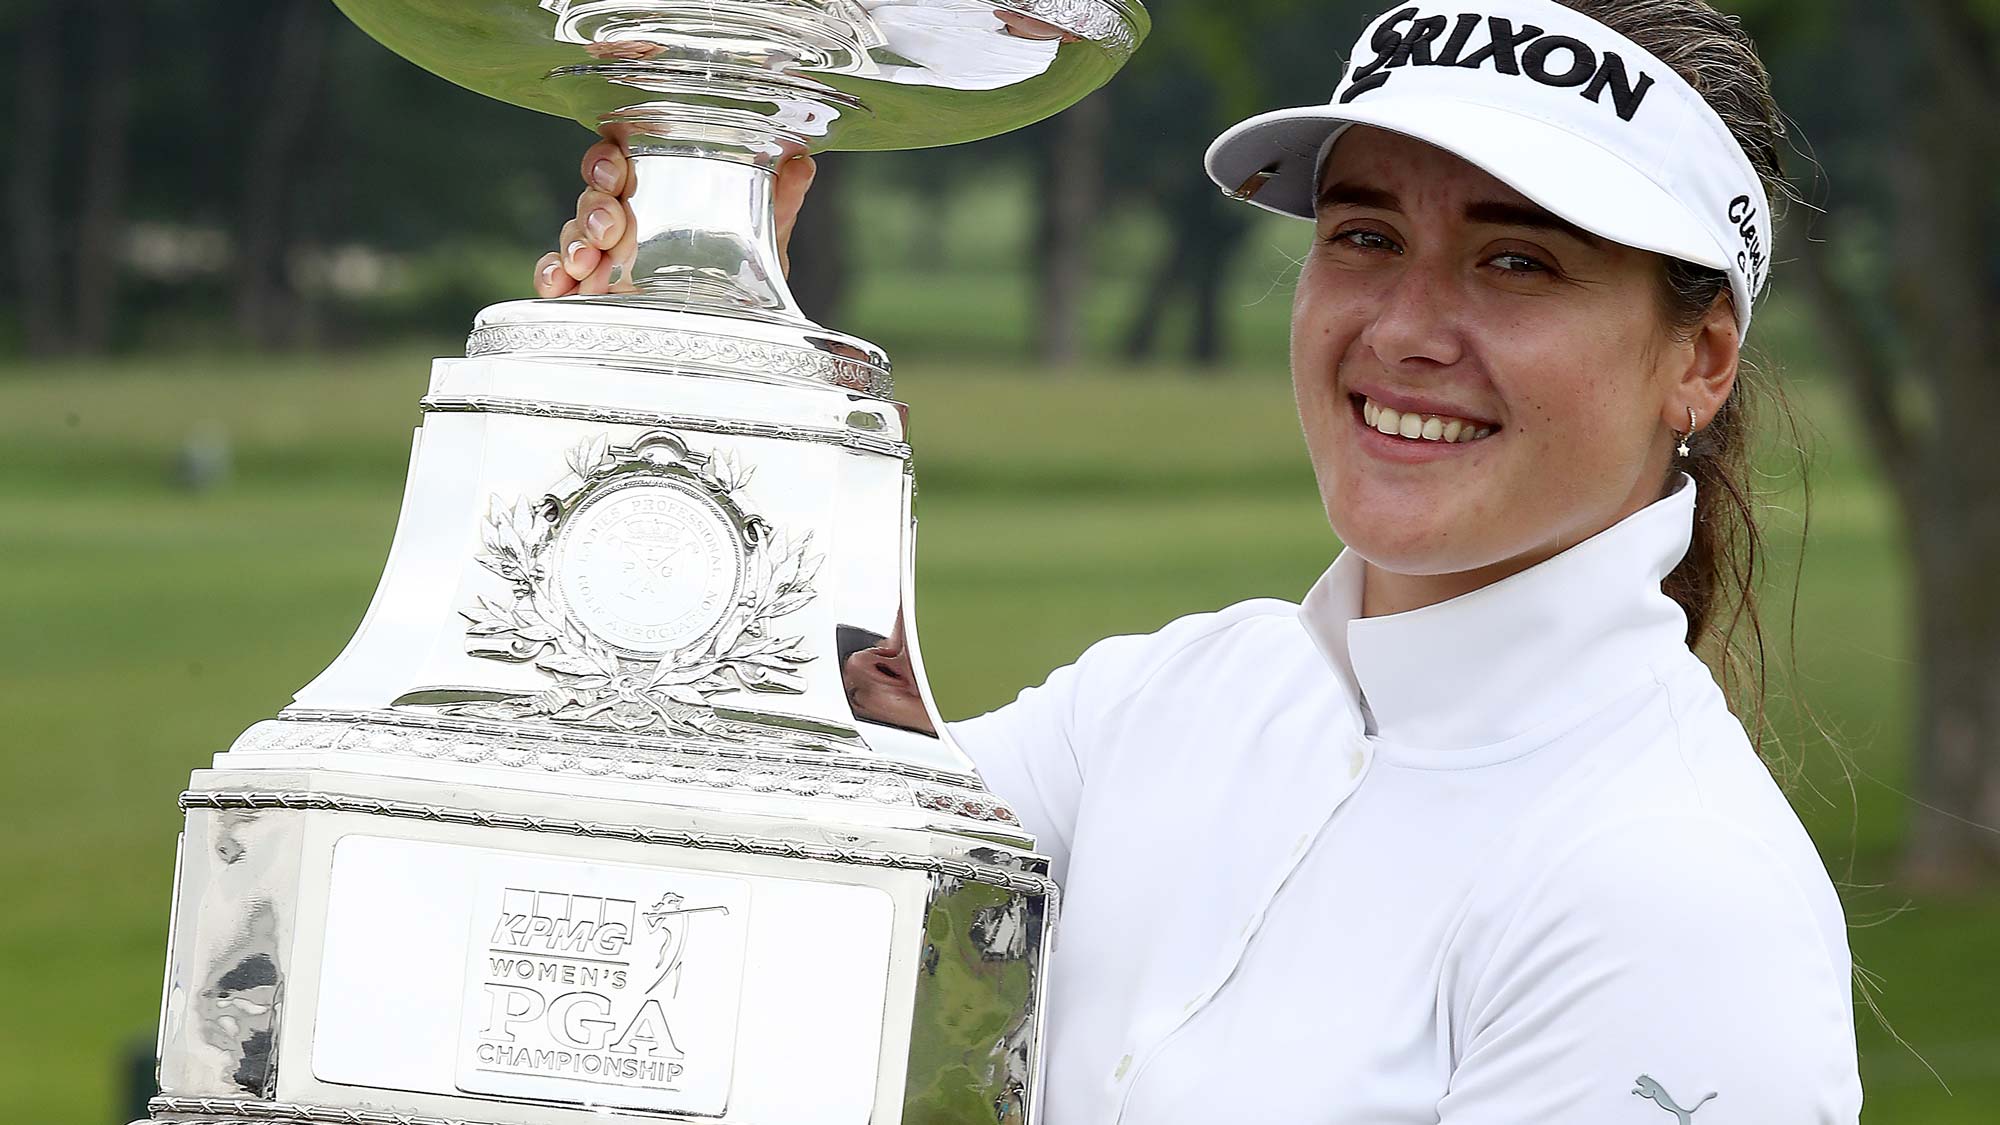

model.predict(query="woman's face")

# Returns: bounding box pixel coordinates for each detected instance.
[1292,127,1715,588]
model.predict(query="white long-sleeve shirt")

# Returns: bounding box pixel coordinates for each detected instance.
[952,471,1862,1124]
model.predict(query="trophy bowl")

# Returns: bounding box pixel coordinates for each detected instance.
[336,0,1147,149]
[142,3,1147,1125]
[337,0,1151,341]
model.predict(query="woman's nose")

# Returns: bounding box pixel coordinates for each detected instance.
[1359,261,1465,371]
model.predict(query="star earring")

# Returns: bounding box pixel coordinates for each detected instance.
[1676,406,1698,458]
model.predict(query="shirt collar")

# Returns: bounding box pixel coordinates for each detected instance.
[1298,472,1697,749]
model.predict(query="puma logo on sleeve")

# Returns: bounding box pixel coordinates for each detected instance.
[1632,1074,1717,1121]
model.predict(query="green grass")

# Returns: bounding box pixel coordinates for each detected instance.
[0,347,1993,1121]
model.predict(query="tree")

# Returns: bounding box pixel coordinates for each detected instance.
[1783,0,2000,888]
[1122,171,1248,366]
[73,0,139,352]
[7,0,66,355]
[235,0,331,348]
[1107,0,1371,367]
[4,0,145,355]
[1033,90,1108,367]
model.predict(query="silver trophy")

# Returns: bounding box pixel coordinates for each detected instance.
[144,3,1146,1124]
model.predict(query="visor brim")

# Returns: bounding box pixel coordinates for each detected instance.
[1204,97,1734,277]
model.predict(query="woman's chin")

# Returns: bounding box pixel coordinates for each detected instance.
[1327,505,1498,577]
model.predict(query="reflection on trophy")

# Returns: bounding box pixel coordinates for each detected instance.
[143,3,1146,1124]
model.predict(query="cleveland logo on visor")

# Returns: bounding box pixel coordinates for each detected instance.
[1342,6,1659,122]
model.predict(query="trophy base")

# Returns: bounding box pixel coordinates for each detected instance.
[147,171,1048,1123]
[150,767,1050,1125]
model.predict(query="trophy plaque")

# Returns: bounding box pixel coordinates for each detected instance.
[143,3,1147,1124]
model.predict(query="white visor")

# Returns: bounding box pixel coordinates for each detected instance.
[1205,0,1774,337]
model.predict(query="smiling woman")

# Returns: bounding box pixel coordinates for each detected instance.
[533,1,1858,1121]
[1217,0,1804,679]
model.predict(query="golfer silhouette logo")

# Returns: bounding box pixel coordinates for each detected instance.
[1632,1074,1717,1121]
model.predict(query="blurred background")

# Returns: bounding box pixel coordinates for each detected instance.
[3,0,1998,1120]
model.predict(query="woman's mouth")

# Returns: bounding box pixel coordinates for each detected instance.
[1351,393,1496,444]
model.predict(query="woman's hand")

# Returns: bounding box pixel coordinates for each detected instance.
[531,140,818,297]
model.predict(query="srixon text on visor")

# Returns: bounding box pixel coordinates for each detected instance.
[1344,8,1658,122]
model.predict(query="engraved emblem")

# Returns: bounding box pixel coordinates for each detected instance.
[456,857,751,1115]
[448,428,822,736]
[556,478,740,657]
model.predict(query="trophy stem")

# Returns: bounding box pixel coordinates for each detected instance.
[618,141,804,324]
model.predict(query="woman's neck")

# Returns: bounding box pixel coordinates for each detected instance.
[1359,553,1558,619]
[1359,469,1677,619]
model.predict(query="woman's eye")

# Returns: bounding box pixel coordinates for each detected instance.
[1489,251,1552,274]
[1328,228,1399,253]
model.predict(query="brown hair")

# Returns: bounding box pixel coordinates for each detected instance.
[1556,0,1811,781]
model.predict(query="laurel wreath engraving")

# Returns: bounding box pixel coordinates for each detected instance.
[446,430,823,736]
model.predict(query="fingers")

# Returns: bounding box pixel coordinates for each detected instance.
[534,138,630,298]
[575,206,640,296]
[774,154,817,232]
[580,139,629,197]
[574,188,626,251]
[774,154,817,278]
[548,140,805,295]
[557,218,600,281]
[533,251,577,298]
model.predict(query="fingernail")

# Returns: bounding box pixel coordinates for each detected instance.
[586,210,612,242]
[591,159,618,191]
[538,261,558,288]
[566,239,588,263]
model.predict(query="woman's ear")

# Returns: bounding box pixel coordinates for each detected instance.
[1667,296,1742,435]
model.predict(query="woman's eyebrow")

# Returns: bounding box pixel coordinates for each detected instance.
[1315,181,1401,212]
[1463,200,1604,248]
[1315,185,1604,251]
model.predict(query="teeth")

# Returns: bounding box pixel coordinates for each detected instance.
[1359,396,1493,444]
